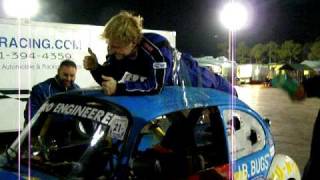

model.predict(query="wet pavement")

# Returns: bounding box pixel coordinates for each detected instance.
[236,84,320,174]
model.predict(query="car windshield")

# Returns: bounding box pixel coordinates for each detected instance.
[3,95,130,179]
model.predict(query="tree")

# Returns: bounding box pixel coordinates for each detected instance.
[302,42,312,60]
[236,41,250,64]
[278,40,302,63]
[308,41,320,60]
[216,41,228,57]
[250,43,266,64]
[265,41,279,64]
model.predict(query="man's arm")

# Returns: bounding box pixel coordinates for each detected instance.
[90,64,104,86]
[212,73,238,97]
[24,86,45,125]
[84,48,113,86]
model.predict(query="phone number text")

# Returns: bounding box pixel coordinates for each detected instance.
[0,51,72,60]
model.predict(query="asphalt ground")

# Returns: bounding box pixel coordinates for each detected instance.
[236,84,320,174]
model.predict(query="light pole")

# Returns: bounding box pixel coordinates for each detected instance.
[219,0,249,93]
[3,1,40,179]
[219,1,249,178]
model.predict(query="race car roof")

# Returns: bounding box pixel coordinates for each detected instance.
[66,86,247,122]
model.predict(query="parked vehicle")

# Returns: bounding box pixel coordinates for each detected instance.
[237,64,269,84]
[0,86,300,179]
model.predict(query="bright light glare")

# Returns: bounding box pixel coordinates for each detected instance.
[90,125,104,147]
[3,0,39,18]
[219,2,248,31]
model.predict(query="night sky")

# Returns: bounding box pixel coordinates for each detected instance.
[1,0,320,56]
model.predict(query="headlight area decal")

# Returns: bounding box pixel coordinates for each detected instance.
[268,159,300,179]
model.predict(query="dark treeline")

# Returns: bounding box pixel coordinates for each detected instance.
[216,37,320,64]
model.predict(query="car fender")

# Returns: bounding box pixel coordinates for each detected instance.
[267,154,300,180]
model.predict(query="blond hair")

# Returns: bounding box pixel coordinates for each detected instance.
[101,11,143,45]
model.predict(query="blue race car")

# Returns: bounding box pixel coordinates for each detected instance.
[0,86,300,180]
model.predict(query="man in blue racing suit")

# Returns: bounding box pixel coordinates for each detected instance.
[24,60,80,126]
[83,11,237,96]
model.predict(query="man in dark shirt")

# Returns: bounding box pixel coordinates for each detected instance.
[24,60,80,126]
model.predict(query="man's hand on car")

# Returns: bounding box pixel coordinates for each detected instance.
[101,75,117,95]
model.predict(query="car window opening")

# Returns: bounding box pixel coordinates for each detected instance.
[133,107,229,179]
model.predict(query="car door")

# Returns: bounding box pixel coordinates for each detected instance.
[219,106,274,180]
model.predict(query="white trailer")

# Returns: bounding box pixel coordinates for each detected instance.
[237,64,269,84]
[0,18,176,132]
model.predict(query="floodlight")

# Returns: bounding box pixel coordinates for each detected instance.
[3,0,39,18]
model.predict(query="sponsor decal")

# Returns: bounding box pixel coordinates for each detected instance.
[118,72,147,83]
[42,102,121,125]
[269,160,300,179]
[236,154,270,179]
[41,102,129,140]
[153,62,167,69]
